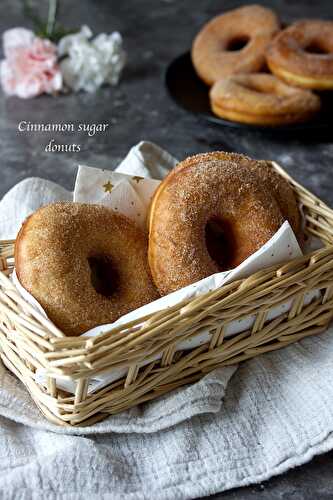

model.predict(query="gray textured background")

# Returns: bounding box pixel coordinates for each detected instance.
[1,0,333,498]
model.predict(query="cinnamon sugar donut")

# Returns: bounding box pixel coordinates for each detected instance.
[192,5,280,86]
[209,73,321,126]
[266,20,333,90]
[172,151,301,239]
[246,158,301,240]
[15,202,158,336]
[148,152,288,295]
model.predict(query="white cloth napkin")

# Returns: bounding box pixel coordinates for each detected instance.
[1,141,333,500]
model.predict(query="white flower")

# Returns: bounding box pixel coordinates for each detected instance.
[58,25,126,93]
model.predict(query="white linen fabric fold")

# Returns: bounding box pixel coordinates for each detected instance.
[0,141,333,500]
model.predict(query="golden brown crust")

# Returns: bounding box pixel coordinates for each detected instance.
[209,73,321,126]
[192,5,280,86]
[148,152,287,295]
[15,202,159,336]
[158,151,301,237]
[266,20,333,89]
[246,159,301,239]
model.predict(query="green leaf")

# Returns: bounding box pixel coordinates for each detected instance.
[22,0,77,43]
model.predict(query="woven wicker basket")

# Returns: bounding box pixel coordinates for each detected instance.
[0,161,333,427]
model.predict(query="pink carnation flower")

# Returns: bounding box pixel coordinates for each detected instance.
[0,28,62,98]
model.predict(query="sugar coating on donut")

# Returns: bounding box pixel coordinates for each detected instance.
[148,152,292,295]
[192,4,280,85]
[246,158,301,238]
[15,202,159,336]
[266,20,333,87]
[209,74,321,125]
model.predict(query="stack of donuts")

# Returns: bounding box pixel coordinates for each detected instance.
[15,151,302,336]
[191,5,333,126]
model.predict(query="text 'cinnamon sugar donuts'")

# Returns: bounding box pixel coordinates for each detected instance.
[192,4,280,86]
[148,152,300,295]
[15,202,158,336]
[266,20,333,90]
[210,73,321,126]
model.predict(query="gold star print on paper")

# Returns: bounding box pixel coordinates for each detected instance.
[103,181,114,193]
[132,176,144,184]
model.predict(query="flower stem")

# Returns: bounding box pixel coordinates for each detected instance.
[46,0,58,38]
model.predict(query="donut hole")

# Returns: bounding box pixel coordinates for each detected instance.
[304,41,330,55]
[88,255,119,297]
[226,36,250,51]
[205,217,236,270]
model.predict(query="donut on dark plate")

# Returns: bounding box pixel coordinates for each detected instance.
[209,73,321,126]
[192,5,280,85]
[266,20,333,90]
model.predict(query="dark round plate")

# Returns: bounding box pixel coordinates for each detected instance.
[165,52,333,136]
